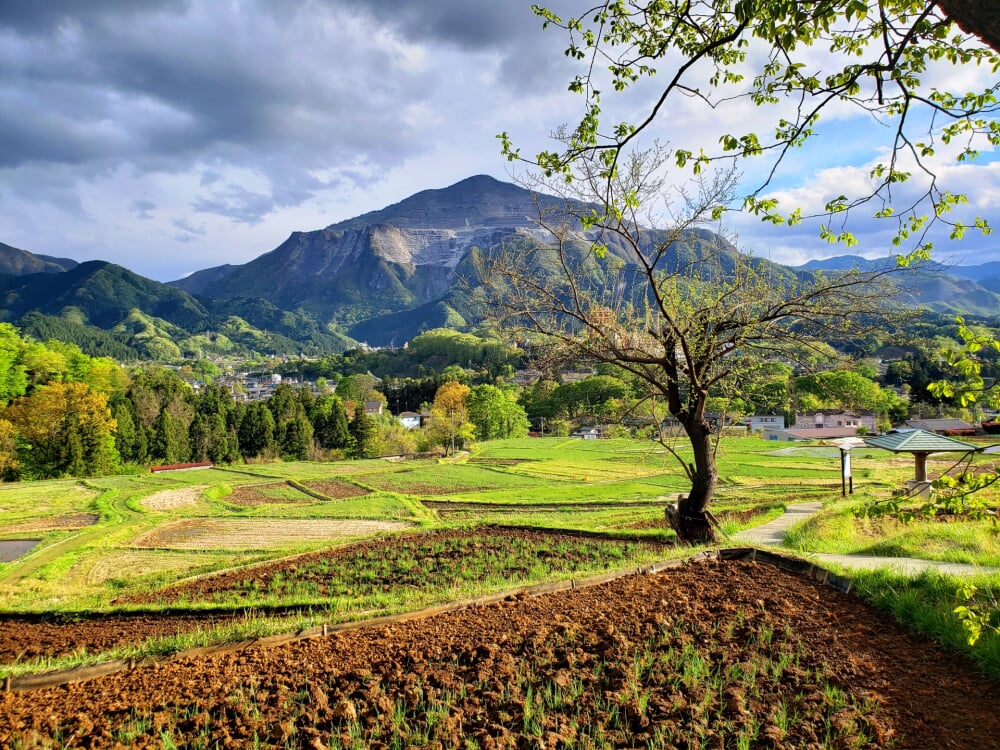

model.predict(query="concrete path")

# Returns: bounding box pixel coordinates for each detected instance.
[732,502,998,576]
[734,502,823,546]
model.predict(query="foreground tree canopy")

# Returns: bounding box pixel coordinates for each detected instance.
[501,1,999,256]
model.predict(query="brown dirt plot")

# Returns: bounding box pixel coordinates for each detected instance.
[303,479,371,499]
[222,480,369,507]
[131,518,410,550]
[1,555,998,748]
[0,513,97,534]
[223,483,312,507]
[139,486,205,511]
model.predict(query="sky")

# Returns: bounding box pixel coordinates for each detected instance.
[0,1,997,282]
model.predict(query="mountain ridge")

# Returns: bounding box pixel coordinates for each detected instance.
[4,176,1000,355]
[0,241,77,276]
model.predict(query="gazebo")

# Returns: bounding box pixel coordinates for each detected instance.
[863,428,978,495]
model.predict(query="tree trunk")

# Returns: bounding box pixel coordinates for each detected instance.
[665,417,719,544]
[935,1,1000,54]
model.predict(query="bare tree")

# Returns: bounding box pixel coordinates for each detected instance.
[481,151,902,543]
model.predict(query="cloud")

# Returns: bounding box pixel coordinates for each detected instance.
[130,199,156,220]
[0,1,550,275]
[334,0,531,48]
[0,0,186,34]
[729,151,1000,265]
[171,217,207,241]
[191,184,276,226]
[1,4,440,168]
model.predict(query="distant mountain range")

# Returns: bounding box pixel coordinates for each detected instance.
[795,254,1000,316]
[2,175,1000,359]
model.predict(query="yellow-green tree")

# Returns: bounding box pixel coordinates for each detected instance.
[4,382,119,478]
[0,323,27,404]
[425,382,475,454]
[467,385,531,441]
[19,341,68,387]
[0,418,18,480]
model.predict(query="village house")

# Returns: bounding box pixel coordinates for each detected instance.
[397,411,422,430]
[747,414,786,432]
[793,410,877,433]
[572,425,610,440]
[512,369,542,387]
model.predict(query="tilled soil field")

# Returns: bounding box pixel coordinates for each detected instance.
[0,528,671,661]
[2,558,998,749]
[223,480,370,507]
[114,527,669,607]
[0,611,245,663]
[302,479,371,499]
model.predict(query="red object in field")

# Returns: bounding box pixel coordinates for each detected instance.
[150,461,213,473]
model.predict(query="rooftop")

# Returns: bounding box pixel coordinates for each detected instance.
[864,429,977,454]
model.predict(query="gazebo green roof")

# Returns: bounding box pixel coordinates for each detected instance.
[863,429,977,454]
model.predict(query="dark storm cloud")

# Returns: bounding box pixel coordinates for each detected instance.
[333,0,533,48]
[0,0,592,272]
[0,0,188,33]
[0,2,428,166]
[332,0,580,90]
[0,0,458,223]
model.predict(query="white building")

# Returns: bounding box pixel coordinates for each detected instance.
[398,411,422,430]
[747,414,786,432]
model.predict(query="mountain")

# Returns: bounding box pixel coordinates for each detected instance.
[0,261,210,328]
[0,261,349,359]
[795,254,1000,317]
[168,175,567,326]
[169,175,795,344]
[942,260,1000,283]
[937,260,1000,294]
[170,264,240,296]
[0,241,77,276]
[327,173,565,231]
[797,255,892,272]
